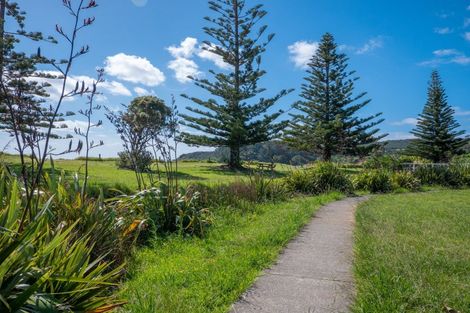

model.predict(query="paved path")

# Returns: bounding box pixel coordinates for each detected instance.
[230,197,367,313]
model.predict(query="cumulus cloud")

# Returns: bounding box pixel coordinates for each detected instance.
[288,41,319,69]
[166,37,232,83]
[391,118,418,126]
[197,43,232,70]
[168,57,201,83]
[30,71,132,102]
[167,37,201,83]
[356,37,384,55]
[167,37,198,58]
[133,86,154,96]
[104,53,165,86]
[434,27,453,35]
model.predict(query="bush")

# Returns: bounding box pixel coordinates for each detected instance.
[353,170,393,193]
[117,150,153,172]
[363,155,402,171]
[109,184,213,237]
[391,171,421,191]
[0,174,124,312]
[412,164,469,187]
[186,174,289,212]
[285,162,352,195]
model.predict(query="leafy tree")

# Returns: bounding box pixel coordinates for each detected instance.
[106,96,171,189]
[284,33,385,161]
[0,0,98,218]
[409,70,467,162]
[180,0,292,169]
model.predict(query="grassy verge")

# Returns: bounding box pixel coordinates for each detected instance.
[353,190,470,313]
[120,193,343,313]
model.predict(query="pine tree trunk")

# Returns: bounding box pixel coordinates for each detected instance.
[229,145,241,169]
[322,149,332,162]
[0,0,6,80]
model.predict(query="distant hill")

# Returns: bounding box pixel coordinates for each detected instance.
[178,139,453,165]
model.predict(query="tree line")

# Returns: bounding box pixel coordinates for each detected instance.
[1,0,468,199]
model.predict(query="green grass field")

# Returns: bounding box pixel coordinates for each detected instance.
[0,154,293,190]
[120,193,343,313]
[353,190,470,313]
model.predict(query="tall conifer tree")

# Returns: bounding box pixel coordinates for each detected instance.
[284,33,385,160]
[409,70,467,162]
[180,0,292,169]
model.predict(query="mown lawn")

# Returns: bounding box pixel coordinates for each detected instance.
[0,154,292,190]
[120,193,343,313]
[354,190,470,313]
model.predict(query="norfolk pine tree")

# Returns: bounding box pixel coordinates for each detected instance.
[180,0,292,169]
[409,70,467,162]
[284,33,385,161]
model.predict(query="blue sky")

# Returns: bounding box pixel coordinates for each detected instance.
[2,0,470,157]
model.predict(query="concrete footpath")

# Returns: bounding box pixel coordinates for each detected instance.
[230,197,367,313]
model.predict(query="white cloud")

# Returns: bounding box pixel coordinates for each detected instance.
[133,87,154,96]
[288,41,319,69]
[197,43,232,70]
[30,71,131,102]
[167,37,198,59]
[167,37,202,83]
[166,37,232,83]
[454,106,470,116]
[420,49,470,66]
[452,55,470,65]
[391,118,418,126]
[356,37,384,55]
[434,27,453,34]
[168,58,201,83]
[104,53,165,86]
[55,119,100,131]
[433,49,460,56]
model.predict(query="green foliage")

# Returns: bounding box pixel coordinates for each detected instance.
[109,184,212,237]
[285,162,353,195]
[391,171,421,191]
[284,33,385,161]
[186,174,289,213]
[179,0,292,169]
[117,150,153,172]
[363,155,403,170]
[413,164,470,187]
[0,175,124,312]
[353,170,393,193]
[409,71,468,162]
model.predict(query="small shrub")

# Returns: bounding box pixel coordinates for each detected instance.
[353,170,393,193]
[363,155,402,171]
[109,184,212,237]
[117,150,153,172]
[285,162,352,195]
[412,164,469,187]
[185,174,289,212]
[391,171,421,191]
